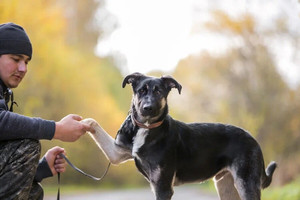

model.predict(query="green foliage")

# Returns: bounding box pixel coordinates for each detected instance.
[262,178,300,200]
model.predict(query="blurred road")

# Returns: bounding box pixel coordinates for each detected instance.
[45,186,218,200]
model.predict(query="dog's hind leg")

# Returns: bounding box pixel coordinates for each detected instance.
[230,164,261,200]
[214,170,241,200]
[233,175,261,200]
[81,118,133,165]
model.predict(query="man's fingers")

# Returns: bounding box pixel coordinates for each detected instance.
[81,123,94,133]
[71,114,83,121]
[55,163,66,168]
[55,164,66,173]
[55,158,65,164]
[53,146,65,152]
[56,149,66,157]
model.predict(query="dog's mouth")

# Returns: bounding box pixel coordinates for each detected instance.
[136,111,161,125]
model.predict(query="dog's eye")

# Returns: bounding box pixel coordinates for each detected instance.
[138,88,146,94]
[153,87,161,95]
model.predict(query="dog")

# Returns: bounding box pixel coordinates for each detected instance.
[82,72,277,200]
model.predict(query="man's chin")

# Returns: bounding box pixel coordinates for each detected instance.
[7,81,21,88]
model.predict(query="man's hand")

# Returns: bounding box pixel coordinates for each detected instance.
[44,146,66,176]
[54,114,93,142]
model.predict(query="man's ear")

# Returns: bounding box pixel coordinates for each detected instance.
[161,75,182,94]
[122,72,146,88]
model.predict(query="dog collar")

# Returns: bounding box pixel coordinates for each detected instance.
[131,115,164,129]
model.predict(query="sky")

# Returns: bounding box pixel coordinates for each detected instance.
[95,0,300,87]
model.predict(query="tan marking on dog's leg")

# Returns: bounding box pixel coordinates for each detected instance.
[214,171,241,200]
[82,118,133,165]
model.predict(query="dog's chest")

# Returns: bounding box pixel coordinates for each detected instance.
[132,128,149,157]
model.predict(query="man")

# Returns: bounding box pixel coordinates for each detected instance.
[0,22,93,199]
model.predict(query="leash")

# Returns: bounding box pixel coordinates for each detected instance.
[57,153,111,200]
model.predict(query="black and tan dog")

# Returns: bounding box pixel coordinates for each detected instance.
[82,72,277,200]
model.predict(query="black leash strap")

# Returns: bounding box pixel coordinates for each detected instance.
[57,153,111,200]
[59,153,111,180]
[57,172,60,200]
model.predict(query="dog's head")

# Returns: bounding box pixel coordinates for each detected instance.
[122,72,182,123]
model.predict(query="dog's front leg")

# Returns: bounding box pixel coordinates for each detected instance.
[82,118,133,165]
[151,180,174,200]
[150,168,175,200]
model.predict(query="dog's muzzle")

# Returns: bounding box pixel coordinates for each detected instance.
[143,103,153,112]
[141,102,159,117]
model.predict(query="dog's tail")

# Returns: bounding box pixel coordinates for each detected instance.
[261,161,277,189]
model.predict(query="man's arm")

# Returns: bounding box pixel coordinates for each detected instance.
[0,99,55,141]
[0,99,91,142]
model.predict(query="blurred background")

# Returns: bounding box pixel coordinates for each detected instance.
[1,0,300,199]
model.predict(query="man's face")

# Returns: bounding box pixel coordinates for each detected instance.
[0,54,29,88]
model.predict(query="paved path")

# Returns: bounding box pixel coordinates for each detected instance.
[45,186,218,200]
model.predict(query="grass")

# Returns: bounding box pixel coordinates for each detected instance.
[262,179,300,200]
[43,178,300,199]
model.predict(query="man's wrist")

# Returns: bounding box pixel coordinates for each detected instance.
[34,157,53,182]
[53,122,61,140]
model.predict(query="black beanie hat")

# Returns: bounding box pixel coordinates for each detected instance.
[0,23,32,59]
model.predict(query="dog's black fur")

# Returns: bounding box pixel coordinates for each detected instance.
[83,72,277,200]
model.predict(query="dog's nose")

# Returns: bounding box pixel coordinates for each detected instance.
[143,104,153,111]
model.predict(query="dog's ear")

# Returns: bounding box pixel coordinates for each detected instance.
[122,72,145,88]
[161,75,182,94]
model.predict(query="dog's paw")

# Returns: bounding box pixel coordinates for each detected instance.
[81,118,99,133]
